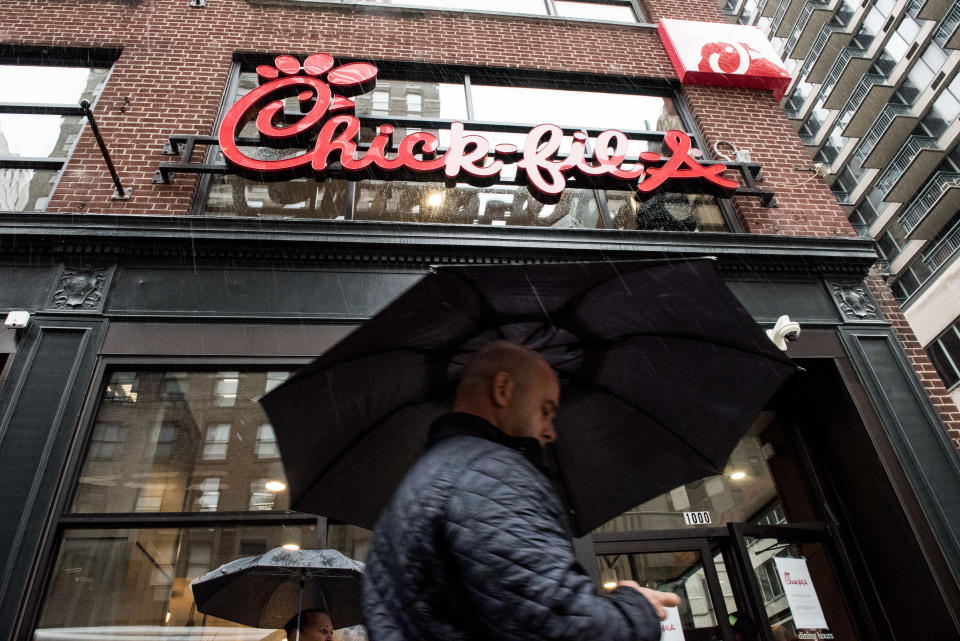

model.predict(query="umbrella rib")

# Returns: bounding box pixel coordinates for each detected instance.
[569,374,723,473]
[444,269,506,339]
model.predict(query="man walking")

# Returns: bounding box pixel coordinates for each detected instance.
[362,341,680,641]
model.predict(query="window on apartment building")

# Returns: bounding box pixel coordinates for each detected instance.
[200,59,734,232]
[300,0,644,22]
[0,48,115,211]
[34,367,330,641]
[926,320,960,389]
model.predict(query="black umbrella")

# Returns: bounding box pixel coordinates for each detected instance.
[260,258,798,537]
[191,548,364,632]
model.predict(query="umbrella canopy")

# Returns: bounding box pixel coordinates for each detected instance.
[260,258,798,537]
[191,548,363,630]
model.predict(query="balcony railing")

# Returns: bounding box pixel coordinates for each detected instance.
[899,171,960,234]
[769,0,795,35]
[933,3,960,48]
[835,73,887,129]
[799,131,817,145]
[798,22,845,79]
[815,42,867,104]
[924,215,960,272]
[784,0,832,56]
[853,103,913,164]
[875,135,939,196]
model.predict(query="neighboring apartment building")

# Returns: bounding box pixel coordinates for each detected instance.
[722,0,960,407]
[1,2,960,641]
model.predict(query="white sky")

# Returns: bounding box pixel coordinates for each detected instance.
[0,65,92,157]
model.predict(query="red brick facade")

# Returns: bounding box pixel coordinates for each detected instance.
[2,0,957,446]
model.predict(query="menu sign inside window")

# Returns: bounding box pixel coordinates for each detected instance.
[773,557,830,632]
[217,53,742,203]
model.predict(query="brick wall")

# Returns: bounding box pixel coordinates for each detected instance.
[2,0,957,446]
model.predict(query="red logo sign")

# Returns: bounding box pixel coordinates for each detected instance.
[218,54,738,201]
[658,19,791,100]
[783,571,810,586]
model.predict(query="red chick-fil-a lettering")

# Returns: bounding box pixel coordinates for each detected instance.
[218,55,739,200]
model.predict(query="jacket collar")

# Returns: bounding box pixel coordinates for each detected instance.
[427,412,546,470]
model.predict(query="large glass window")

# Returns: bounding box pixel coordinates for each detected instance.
[201,62,732,232]
[0,60,111,211]
[296,0,643,22]
[926,320,960,390]
[33,366,370,641]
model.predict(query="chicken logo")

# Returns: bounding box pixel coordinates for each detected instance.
[659,19,792,100]
[697,41,791,79]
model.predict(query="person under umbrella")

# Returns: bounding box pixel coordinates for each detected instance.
[282,609,333,641]
[191,547,363,641]
[362,341,682,641]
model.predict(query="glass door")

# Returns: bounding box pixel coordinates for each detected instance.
[594,534,739,641]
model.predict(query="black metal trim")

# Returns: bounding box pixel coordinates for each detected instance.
[0,103,85,116]
[0,45,121,69]
[58,512,321,528]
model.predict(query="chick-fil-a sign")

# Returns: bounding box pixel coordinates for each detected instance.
[218,53,739,201]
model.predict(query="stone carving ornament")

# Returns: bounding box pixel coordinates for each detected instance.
[50,265,112,311]
[830,282,880,321]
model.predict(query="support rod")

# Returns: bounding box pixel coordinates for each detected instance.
[80,99,128,199]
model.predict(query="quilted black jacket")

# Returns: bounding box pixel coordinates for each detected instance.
[362,412,661,641]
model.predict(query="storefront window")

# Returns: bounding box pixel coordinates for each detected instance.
[71,370,294,514]
[36,525,315,640]
[202,64,732,232]
[33,365,378,641]
[0,61,111,211]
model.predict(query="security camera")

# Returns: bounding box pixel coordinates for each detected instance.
[4,311,30,330]
[766,315,800,351]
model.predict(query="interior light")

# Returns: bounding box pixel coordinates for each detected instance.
[600,567,618,590]
[282,543,301,551]
[265,480,287,492]
[165,612,172,624]
[426,191,444,207]
[730,471,747,480]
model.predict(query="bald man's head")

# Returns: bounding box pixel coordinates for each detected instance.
[453,341,559,445]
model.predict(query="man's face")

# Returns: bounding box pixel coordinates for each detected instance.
[291,612,333,641]
[503,359,560,446]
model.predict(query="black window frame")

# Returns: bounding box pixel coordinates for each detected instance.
[925,321,960,391]
[193,55,743,232]
[250,0,648,24]
[26,356,329,641]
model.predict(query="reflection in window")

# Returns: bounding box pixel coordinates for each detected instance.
[88,424,124,460]
[249,479,277,511]
[104,372,139,403]
[195,477,221,511]
[265,371,290,394]
[203,424,231,460]
[607,191,727,232]
[36,526,316,636]
[256,424,280,459]
[72,370,295,514]
[0,63,110,211]
[215,371,240,406]
[355,180,603,228]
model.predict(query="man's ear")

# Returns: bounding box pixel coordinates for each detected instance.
[491,371,513,408]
